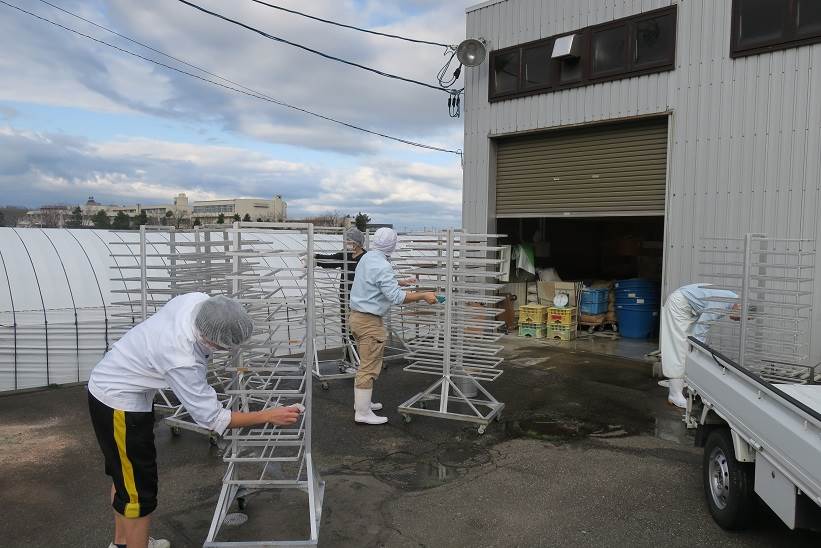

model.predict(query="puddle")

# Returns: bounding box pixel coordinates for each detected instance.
[436,443,491,468]
[507,414,635,442]
[372,458,460,490]
[370,444,491,491]
[654,413,693,445]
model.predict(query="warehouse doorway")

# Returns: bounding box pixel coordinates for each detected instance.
[497,216,663,360]
[494,116,669,362]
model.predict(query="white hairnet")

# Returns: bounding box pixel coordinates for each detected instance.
[344,227,365,248]
[194,296,254,349]
[371,228,398,255]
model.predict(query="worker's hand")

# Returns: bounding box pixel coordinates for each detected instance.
[422,292,438,305]
[261,406,301,425]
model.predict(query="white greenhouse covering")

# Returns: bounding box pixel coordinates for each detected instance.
[0,227,348,392]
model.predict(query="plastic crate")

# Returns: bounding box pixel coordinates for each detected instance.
[580,301,608,314]
[548,306,577,325]
[518,304,548,324]
[548,325,576,341]
[518,324,547,338]
[580,287,609,304]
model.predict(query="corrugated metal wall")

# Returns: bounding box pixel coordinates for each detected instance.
[463,0,821,361]
[495,117,668,216]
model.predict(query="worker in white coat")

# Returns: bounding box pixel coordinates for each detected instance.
[87,294,302,548]
[349,228,438,424]
[660,284,739,408]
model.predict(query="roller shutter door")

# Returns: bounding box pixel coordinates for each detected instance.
[495,117,668,217]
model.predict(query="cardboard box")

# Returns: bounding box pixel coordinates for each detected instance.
[537,281,582,307]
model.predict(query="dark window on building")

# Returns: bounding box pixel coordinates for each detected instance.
[522,44,553,88]
[492,50,520,95]
[797,0,821,37]
[731,0,821,57]
[634,11,677,69]
[559,57,583,84]
[488,6,676,101]
[592,25,628,76]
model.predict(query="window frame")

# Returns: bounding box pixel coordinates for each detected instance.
[730,0,821,58]
[631,9,679,71]
[487,5,677,102]
[521,40,556,92]
[589,21,630,79]
[488,45,522,99]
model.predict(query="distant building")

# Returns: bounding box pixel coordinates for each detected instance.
[20,193,287,228]
[19,205,72,228]
[191,195,287,224]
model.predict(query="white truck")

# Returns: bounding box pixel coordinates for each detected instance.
[685,338,821,531]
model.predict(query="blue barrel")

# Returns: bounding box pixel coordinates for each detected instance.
[616,304,659,339]
[614,278,658,291]
[615,279,659,302]
[614,279,660,338]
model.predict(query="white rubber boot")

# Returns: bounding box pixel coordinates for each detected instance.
[352,402,383,411]
[354,388,387,424]
[667,378,687,409]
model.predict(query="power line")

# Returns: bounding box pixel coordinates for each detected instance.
[247,0,452,48]
[175,0,459,95]
[1,0,462,155]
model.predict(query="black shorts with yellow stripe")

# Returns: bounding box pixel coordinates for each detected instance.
[88,391,158,518]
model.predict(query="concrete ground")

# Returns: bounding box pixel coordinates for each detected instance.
[1,335,818,548]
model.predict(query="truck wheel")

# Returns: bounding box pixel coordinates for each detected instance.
[703,428,755,530]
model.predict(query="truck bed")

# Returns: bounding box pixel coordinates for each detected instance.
[777,384,821,411]
[685,340,821,511]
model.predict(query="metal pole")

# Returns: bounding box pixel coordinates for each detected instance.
[169,227,177,298]
[739,233,752,369]
[139,225,147,321]
[305,224,315,453]
[440,228,454,412]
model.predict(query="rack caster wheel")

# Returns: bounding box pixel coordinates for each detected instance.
[170,426,181,437]
[237,497,247,511]
[477,425,487,435]
[495,413,503,422]
[402,414,412,424]
[209,434,219,447]
[320,382,329,391]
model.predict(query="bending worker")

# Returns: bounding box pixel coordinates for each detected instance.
[314,227,366,367]
[87,294,302,548]
[349,227,438,425]
[660,283,738,408]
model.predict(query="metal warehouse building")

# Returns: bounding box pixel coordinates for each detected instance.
[462,0,821,358]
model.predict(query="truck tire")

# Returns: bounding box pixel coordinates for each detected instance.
[703,428,756,530]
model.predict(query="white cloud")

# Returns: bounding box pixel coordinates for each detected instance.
[0,125,462,226]
[0,0,473,154]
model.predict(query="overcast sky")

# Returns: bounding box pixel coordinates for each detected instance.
[0,0,475,228]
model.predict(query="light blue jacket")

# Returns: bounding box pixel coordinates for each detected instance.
[350,250,406,316]
[678,284,737,341]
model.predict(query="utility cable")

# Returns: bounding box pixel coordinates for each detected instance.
[247,0,452,48]
[175,0,456,94]
[2,0,462,155]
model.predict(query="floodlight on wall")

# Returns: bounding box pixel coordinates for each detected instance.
[552,34,581,59]
[456,38,487,67]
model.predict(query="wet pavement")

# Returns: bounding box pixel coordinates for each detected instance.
[1,335,818,547]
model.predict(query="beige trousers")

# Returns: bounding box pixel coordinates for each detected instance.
[349,311,386,389]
